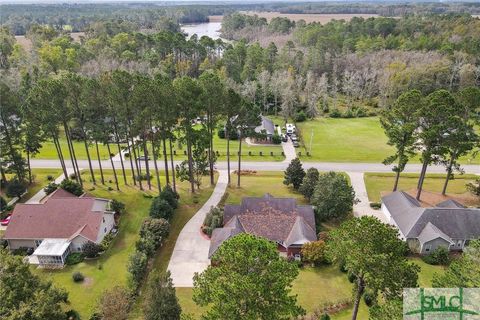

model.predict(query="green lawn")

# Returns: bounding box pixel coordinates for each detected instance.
[34,127,284,162]
[32,170,215,319]
[410,257,445,287]
[295,117,479,164]
[1,168,63,203]
[364,172,479,205]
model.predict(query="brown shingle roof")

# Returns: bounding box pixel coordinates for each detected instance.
[209,194,316,258]
[5,194,107,242]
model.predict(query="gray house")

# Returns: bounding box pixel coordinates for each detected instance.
[381,191,480,254]
[254,116,276,141]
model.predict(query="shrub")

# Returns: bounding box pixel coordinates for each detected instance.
[329,108,342,118]
[43,182,58,195]
[46,175,55,181]
[301,240,327,266]
[69,173,77,180]
[6,179,27,198]
[110,199,125,214]
[369,202,381,210]
[60,179,83,196]
[82,242,101,258]
[320,313,330,320]
[422,247,450,265]
[149,198,174,220]
[128,250,148,290]
[0,196,7,212]
[294,111,307,122]
[363,289,376,307]
[217,127,226,139]
[136,174,152,181]
[283,158,305,190]
[72,272,84,282]
[271,134,282,144]
[137,218,170,256]
[66,252,84,265]
[65,309,80,320]
[347,272,356,283]
[100,233,115,251]
[202,206,223,236]
[159,185,179,209]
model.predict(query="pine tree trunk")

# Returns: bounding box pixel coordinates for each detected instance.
[151,134,162,193]
[63,125,79,182]
[442,154,456,196]
[129,132,143,191]
[162,133,170,185]
[169,138,176,193]
[416,160,429,200]
[83,133,96,185]
[95,140,105,184]
[26,150,32,184]
[125,133,137,186]
[113,121,127,185]
[53,134,68,179]
[237,131,242,187]
[226,128,231,185]
[106,142,119,190]
[393,169,400,192]
[142,135,152,190]
[209,121,215,186]
[186,132,195,193]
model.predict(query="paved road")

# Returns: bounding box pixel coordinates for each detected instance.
[168,170,228,287]
[28,159,480,174]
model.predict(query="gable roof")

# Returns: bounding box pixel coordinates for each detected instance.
[254,116,275,135]
[49,188,78,199]
[382,191,480,241]
[417,222,453,245]
[5,193,111,242]
[209,194,316,258]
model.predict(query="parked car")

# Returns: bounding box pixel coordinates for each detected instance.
[1,215,11,226]
[290,134,298,141]
[282,134,288,142]
[293,141,300,148]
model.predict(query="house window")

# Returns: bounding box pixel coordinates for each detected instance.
[34,239,42,247]
[425,244,432,252]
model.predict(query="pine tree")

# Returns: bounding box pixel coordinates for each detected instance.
[283,158,305,190]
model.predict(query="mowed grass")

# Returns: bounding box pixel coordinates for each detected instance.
[1,168,62,203]
[32,169,215,319]
[410,257,445,287]
[34,127,284,162]
[295,117,479,164]
[364,172,478,204]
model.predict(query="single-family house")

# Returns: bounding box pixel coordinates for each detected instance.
[381,191,480,254]
[4,188,115,267]
[209,194,317,259]
[254,116,276,142]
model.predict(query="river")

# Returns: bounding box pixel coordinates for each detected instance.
[181,22,222,40]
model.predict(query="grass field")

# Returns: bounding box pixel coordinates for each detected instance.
[1,168,63,203]
[32,170,215,319]
[34,127,284,162]
[295,117,479,164]
[241,11,380,23]
[364,172,478,205]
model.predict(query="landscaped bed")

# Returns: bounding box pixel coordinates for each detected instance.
[31,169,216,319]
[364,172,479,206]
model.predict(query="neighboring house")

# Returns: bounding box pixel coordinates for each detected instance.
[254,116,276,142]
[4,188,115,267]
[381,191,480,254]
[209,194,317,259]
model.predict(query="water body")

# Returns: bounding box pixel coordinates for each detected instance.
[181,22,222,40]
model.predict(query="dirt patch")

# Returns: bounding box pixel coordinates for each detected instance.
[208,15,223,22]
[15,32,84,51]
[82,277,94,287]
[241,11,380,24]
[380,189,479,207]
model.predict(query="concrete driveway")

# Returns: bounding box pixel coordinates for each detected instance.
[347,172,388,223]
[168,170,228,287]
